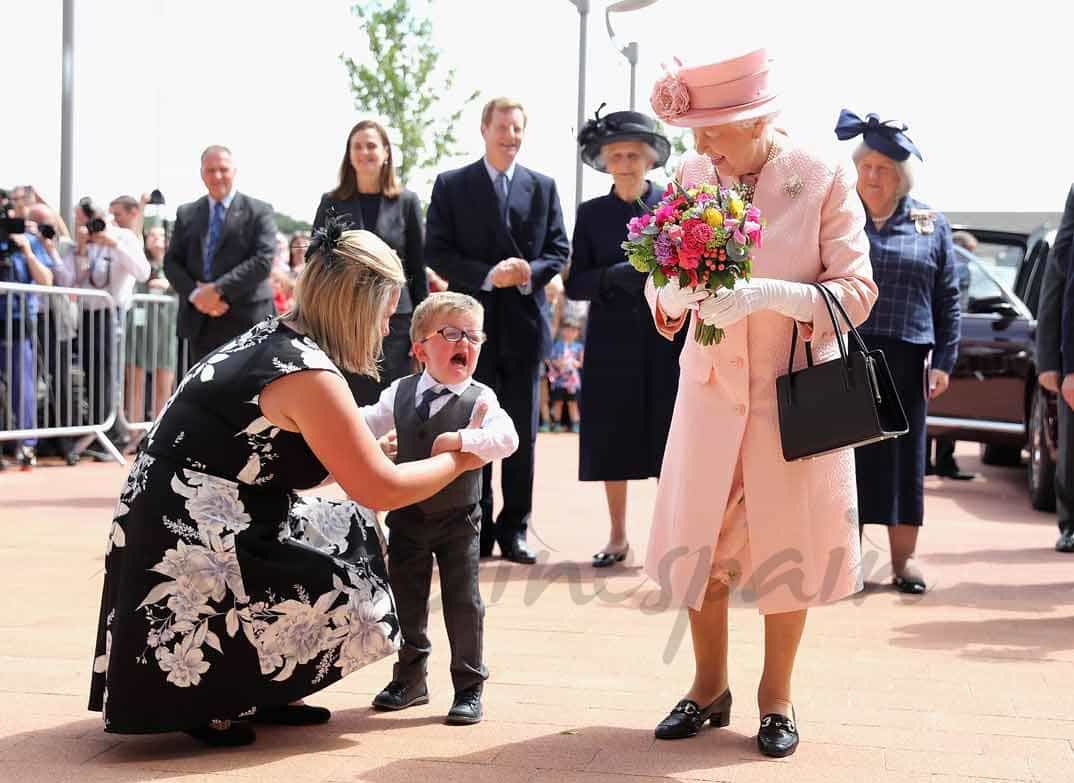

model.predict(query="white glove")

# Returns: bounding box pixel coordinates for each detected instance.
[656,275,709,319]
[697,278,816,329]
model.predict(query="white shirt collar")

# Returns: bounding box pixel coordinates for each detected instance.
[482,157,516,185]
[209,189,237,213]
[416,369,472,399]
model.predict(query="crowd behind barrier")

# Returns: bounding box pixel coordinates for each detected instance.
[0,282,187,466]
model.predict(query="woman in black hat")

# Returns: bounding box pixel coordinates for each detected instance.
[565,107,685,568]
[836,110,961,594]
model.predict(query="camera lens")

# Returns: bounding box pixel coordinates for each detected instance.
[39,224,56,240]
[88,217,107,234]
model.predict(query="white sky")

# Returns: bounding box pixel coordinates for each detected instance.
[5,0,1073,230]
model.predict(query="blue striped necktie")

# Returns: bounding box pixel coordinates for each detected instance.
[203,201,225,279]
[495,172,510,226]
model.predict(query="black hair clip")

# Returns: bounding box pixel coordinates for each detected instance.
[306,211,354,266]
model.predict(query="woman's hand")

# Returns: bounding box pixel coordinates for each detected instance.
[698,279,815,328]
[657,276,709,319]
[928,369,950,400]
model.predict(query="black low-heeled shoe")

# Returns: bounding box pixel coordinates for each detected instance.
[252,703,331,725]
[892,574,927,594]
[654,689,732,740]
[184,720,256,747]
[757,707,798,757]
[592,546,629,568]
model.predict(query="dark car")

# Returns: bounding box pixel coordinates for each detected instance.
[925,227,1059,510]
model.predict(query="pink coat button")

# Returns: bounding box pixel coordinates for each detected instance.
[732,357,745,368]
[735,404,746,416]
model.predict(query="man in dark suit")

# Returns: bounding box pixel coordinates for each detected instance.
[425,97,570,564]
[1047,184,1074,552]
[164,145,277,364]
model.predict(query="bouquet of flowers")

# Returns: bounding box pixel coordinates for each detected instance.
[623,179,765,345]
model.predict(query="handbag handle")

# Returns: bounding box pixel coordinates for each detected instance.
[787,283,871,386]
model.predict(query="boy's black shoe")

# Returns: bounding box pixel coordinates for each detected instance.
[372,680,429,711]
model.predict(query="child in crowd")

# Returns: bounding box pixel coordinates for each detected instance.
[361,291,518,725]
[545,319,584,433]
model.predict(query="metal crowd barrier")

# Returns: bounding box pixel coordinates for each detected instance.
[117,292,187,444]
[0,282,185,466]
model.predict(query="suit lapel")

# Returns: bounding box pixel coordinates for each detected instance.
[468,160,521,257]
[506,167,533,250]
[193,197,210,278]
[218,192,245,253]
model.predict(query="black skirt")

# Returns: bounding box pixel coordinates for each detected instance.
[854,336,931,525]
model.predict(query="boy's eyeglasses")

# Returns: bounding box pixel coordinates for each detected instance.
[421,326,487,345]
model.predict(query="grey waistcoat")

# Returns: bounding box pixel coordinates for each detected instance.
[394,374,483,515]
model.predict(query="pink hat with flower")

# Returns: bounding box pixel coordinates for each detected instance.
[650,48,779,128]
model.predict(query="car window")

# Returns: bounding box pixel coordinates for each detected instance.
[970,241,1024,290]
[963,254,1008,312]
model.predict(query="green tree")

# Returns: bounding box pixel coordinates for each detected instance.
[274,212,311,234]
[339,0,480,185]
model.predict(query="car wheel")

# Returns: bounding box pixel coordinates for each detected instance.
[1028,389,1057,512]
[980,444,1023,467]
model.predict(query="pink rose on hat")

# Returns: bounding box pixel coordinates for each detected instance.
[650,72,691,121]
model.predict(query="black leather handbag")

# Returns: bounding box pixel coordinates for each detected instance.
[776,283,908,461]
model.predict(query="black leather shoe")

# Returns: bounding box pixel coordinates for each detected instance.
[184,720,256,747]
[893,574,927,594]
[252,703,331,725]
[757,708,798,757]
[935,460,976,481]
[1056,531,1074,553]
[499,536,537,564]
[445,687,483,725]
[372,680,429,711]
[654,690,732,740]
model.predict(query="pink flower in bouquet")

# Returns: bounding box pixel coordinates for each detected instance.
[745,206,762,222]
[654,203,679,226]
[650,73,691,121]
[723,217,740,232]
[665,223,684,243]
[743,220,763,247]
[733,229,747,245]
[682,219,714,254]
[627,213,652,240]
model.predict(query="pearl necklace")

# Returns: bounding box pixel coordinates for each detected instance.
[736,140,780,204]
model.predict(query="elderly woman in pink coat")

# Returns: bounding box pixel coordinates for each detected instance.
[643,49,877,757]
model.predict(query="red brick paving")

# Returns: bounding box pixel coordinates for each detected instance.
[1,438,1071,782]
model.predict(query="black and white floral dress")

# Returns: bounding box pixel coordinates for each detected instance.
[89,318,399,734]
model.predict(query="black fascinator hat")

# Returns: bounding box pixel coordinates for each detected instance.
[577,103,671,173]
[305,211,354,267]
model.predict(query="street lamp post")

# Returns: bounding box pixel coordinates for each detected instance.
[60,0,75,231]
[604,0,659,111]
[567,0,590,214]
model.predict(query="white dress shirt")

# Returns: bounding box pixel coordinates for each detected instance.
[362,370,519,463]
[66,226,151,310]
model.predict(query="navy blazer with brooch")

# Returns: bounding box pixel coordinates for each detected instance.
[164,191,277,347]
[313,189,428,315]
[424,159,570,362]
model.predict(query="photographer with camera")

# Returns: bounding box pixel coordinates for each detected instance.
[64,197,150,450]
[0,191,56,469]
[24,204,82,461]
